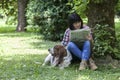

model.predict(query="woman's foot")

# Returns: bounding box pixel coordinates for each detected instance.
[89,58,98,70]
[79,60,87,70]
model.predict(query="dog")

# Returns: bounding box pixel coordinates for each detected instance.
[42,45,72,69]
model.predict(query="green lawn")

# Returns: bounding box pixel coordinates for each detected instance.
[0,19,120,80]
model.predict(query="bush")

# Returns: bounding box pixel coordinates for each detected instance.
[27,0,71,41]
[0,0,17,25]
[93,24,120,59]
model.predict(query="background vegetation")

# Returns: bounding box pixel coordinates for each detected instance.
[0,0,120,79]
[26,0,70,41]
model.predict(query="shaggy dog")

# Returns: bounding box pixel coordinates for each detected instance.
[42,45,72,69]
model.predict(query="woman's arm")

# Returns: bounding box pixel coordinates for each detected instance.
[61,28,70,47]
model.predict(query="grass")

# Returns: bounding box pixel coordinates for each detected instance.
[0,19,120,80]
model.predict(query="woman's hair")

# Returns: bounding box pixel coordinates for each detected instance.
[68,13,83,30]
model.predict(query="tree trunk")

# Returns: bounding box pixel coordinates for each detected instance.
[87,0,118,57]
[16,0,29,32]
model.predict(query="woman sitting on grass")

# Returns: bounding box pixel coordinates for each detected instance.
[61,12,98,70]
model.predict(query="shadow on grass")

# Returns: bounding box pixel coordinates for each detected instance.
[0,53,46,79]
[0,53,120,80]
[0,32,40,38]
[0,26,40,38]
[30,40,60,50]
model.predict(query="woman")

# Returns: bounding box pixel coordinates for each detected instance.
[61,13,98,70]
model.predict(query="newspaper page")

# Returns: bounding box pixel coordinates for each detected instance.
[70,29,90,42]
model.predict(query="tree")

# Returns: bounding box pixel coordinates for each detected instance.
[16,0,29,32]
[0,0,29,32]
[87,0,119,58]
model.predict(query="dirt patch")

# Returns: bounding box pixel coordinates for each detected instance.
[94,55,120,68]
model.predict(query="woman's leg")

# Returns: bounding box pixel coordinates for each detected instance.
[82,40,91,61]
[67,41,91,70]
[67,42,82,59]
[67,41,91,60]
[81,40,98,70]
[79,40,91,70]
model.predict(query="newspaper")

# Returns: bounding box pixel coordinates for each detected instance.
[70,29,90,42]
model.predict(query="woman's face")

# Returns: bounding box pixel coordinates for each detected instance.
[73,22,81,29]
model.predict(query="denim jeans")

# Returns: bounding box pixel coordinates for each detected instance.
[67,40,91,61]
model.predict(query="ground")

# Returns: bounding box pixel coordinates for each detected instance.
[0,31,120,80]
[0,18,120,80]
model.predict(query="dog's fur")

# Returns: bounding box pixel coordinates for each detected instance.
[42,45,72,69]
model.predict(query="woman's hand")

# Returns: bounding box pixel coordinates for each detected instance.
[86,34,92,41]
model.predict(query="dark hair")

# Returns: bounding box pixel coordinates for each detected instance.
[68,13,83,30]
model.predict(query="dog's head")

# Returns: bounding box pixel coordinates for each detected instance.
[48,45,67,64]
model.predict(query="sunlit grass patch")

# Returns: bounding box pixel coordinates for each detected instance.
[0,26,16,33]
[0,32,60,57]
[0,19,120,80]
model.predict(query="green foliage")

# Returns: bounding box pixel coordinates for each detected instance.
[115,0,120,16]
[92,0,104,3]
[93,24,120,59]
[115,21,120,58]
[27,0,70,41]
[67,0,89,18]
[0,0,17,25]
[89,0,118,4]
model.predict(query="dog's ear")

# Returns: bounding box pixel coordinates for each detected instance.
[54,45,62,57]
[58,46,67,63]
[59,46,67,57]
[54,45,67,57]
